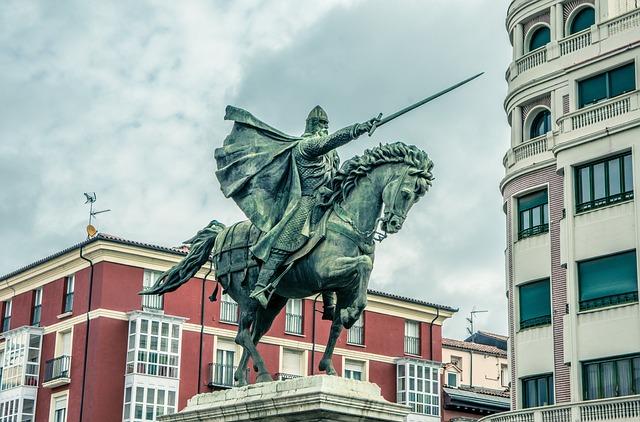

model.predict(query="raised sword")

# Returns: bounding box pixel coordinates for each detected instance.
[368,72,484,136]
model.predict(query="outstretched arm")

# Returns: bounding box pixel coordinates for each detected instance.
[299,117,380,158]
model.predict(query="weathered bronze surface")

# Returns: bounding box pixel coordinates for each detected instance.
[144,104,435,384]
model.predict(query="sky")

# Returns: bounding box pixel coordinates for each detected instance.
[0,0,512,340]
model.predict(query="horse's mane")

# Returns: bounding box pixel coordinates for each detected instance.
[327,142,434,204]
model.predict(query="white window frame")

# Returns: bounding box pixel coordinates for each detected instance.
[220,293,239,324]
[284,299,303,334]
[63,275,74,313]
[404,320,421,355]
[49,391,69,422]
[32,288,43,326]
[125,315,182,379]
[123,383,177,422]
[142,270,164,310]
[2,300,11,332]
[347,313,365,345]
[396,359,440,417]
[343,359,367,381]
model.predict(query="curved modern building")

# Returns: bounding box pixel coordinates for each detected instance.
[488,1,640,420]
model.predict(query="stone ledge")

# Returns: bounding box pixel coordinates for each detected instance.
[159,375,410,422]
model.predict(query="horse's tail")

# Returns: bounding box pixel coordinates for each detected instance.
[141,220,226,296]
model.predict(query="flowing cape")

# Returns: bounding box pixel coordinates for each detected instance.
[215,106,302,237]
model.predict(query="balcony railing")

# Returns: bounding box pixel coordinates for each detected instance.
[606,7,640,36]
[142,293,163,310]
[347,325,364,345]
[579,291,639,311]
[220,300,238,324]
[284,313,303,334]
[404,336,420,355]
[518,223,549,240]
[44,355,71,383]
[568,94,633,131]
[208,363,246,388]
[520,314,551,330]
[576,190,634,213]
[514,136,548,163]
[480,394,640,422]
[517,48,546,74]
[559,29,591,56]
[275,373,302,381]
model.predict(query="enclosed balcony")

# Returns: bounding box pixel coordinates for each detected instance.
[479,394,640,422]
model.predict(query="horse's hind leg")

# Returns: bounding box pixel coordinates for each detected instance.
[234,304,272,383]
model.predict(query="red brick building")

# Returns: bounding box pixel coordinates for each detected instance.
[0,233,456,422]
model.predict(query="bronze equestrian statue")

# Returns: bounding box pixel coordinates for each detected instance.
[143,74,481,384]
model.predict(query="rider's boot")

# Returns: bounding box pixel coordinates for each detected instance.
[250,250,288,308]
[322,291,336,320]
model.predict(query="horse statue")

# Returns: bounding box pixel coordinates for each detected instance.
[144,141,434,385]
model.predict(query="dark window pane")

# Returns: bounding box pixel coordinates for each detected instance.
[537,378,549,405]
[579,73,607,107]
[524,379,537,408]
[602,362,616,398]
[593,163,606,200]
[532,207,541,226]
[608,159,621,196]
[585,363,600,400]
[624,155,633,192]
[617,359,632,396]
[529,27,550,51]
[519,190,548,211]
[609,63,636,98]
[530,110,551,139]
[578,251,638,309]
[570,7,595,34]
[519,279,551,327]
[633,358,640,393]
[521,210,531,230]
[580,167,592,204]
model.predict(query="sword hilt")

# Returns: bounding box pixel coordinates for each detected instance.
[368,113,384,137]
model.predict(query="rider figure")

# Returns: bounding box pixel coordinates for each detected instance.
[248,106,378,312]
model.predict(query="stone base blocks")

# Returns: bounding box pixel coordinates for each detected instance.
[159,375,410,422]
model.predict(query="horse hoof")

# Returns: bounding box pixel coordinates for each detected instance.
[319,359,336,375]
[257,373,273,383]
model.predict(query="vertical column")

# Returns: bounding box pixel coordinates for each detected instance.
[550,4,558,41]
[514,23,524,60]
[512,106,523,146]
[555,3,564,40]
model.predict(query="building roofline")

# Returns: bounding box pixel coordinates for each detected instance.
[0,234,458,313]
[443,337,507,357]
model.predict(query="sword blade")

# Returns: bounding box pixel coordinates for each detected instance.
[376,72,484,128]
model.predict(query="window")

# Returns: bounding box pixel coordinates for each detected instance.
[142,270,163,310]
[528,26,550,52]
[281,348,304,378]
[583,354,640,400]
[518,190,549,239]
[397,360,440,416]
[575,153,633,212]
[404,320,420,355]
[63,275,74,313]
[2,300,11,332]
[519,279,551,329]
[522,373,554,408]
[344,360,364,381]
[0,398,34,422]
[31,288,42,326]
[450,355,462,370]
[347,313,364,345]
[570,7,595,34]
[1,328,43,390]
[501,364,510,387]
[529,109,551,139]
[447,372,458,387]
[578,251,638,311]
[123,385,176,421]
[53,395,67,422]
[220,293,238,324]
[578,63,635,108]
[125,316,181,378]
[212,348,235,387]
[285,299,303,334]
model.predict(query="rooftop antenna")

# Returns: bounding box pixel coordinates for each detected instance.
[466,308,488,337]
[84,192,111,238]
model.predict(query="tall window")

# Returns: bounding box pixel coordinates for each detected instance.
[347,314,364,345]
[501,364,510,387]
[142,270,163,310]
[575,153,633,212]
[123,385,176,421]
[344,360,364,381]
[529,109,551,139]
[125,317,181,378]
[220,293,238,324]
[2,300,11,332]
[578,63,635,108]
[63,275,74,313]
[522,373,554,408]
[446,371,458,387]
[518,190,549,239]
[578,251,638,311]
[404,320,420,355]
[212,348,235,387]
[528,26,550,52]
[519,279,551,329]
[285,299,303,334]
[569,7,595,34]
[32,288,42,326]
[280,348,304,378]
[53,395,67,422]
[583,354,640,400]
[397,360,440,416]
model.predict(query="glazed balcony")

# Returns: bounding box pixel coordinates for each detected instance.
[480,394,640,422]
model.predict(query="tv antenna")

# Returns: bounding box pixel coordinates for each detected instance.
[466,308,488,336]
[84,192,111,238]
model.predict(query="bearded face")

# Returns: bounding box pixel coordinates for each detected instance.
[309,117,329,136]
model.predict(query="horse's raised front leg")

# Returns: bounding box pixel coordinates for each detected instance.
[318,255,373,375]
[234,303,272,383]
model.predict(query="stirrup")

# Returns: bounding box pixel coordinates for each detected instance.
[250,284,273,308]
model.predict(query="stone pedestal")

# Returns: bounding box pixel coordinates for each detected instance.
[159,375,410,422]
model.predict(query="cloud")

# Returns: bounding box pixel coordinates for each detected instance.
[0,0,510,339]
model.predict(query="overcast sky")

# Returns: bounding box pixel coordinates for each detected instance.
[0,0,511,340]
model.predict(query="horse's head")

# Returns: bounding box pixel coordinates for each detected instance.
[380,149,434,234]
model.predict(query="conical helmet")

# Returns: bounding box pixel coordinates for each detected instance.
[304,105,329,135]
